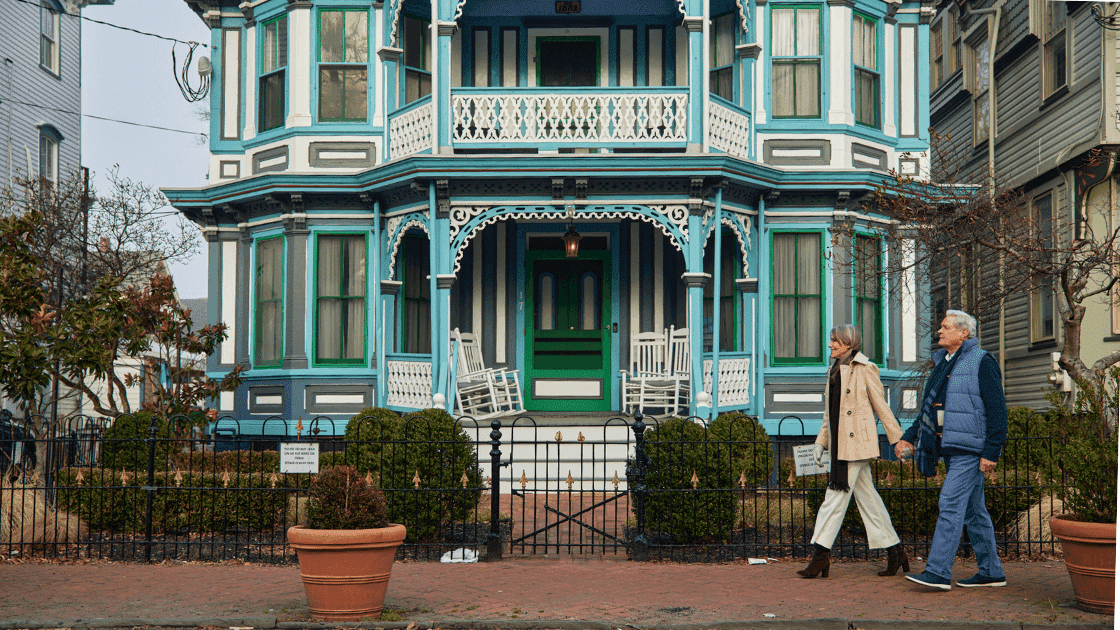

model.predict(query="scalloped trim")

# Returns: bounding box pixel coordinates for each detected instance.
[735,0,749,34]
[702,213,752,276]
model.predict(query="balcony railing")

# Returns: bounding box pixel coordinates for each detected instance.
[451,87,689,148]
[709,96,751,159]
[389,95,433,160]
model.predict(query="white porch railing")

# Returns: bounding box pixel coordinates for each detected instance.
[385,355,433,409]
[451,87,689,146]
[389,96,433,159]
[708,98,751,159]
[703,356,752,408]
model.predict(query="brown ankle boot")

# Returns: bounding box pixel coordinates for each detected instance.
[877,543,910,576]
[797,544,831,578]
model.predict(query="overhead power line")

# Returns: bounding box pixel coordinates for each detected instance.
[3,97,207,138]
[11,0,208,48]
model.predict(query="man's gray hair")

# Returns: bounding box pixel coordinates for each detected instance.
[830,323,863,354]
[945,309,977,338]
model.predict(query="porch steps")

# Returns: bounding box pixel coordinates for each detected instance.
[462,413,667,493]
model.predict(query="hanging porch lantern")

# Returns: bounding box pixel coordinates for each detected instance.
[561,224,582,258]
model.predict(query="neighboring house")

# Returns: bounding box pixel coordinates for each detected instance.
[165,0,933,438]
[927,0,1120,410]
[0,0,113,421]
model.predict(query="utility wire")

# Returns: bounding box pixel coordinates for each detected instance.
[3,97,207,138]
[11,0,208,48]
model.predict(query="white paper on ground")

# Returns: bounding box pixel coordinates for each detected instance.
[440,547,479,563]
[747,557,767,565]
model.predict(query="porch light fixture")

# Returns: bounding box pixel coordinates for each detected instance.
[561,224,582,258]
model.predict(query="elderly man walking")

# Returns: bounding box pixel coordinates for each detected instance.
[895,310,1008,590]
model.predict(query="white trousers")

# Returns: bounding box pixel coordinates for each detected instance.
[810,459,901,550]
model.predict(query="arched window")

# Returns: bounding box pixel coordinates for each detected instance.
[537,272,557,330]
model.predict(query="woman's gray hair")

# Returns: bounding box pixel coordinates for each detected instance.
[945,309,977,338]
[830,323,863,355]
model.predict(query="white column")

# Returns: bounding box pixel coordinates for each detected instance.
[286,3,313,128]
[242,22,257,140]
[883,20,897,137]
[827,0,854,127]
[495,222,507,364]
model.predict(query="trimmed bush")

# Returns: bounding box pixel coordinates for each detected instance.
[343,407,402,470]
[638,415,773,543]
[307,465,389,530]
[101,412,175,472]
[170,449,282,474]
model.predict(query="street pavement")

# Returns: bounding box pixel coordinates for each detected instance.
[0,555,1113,630]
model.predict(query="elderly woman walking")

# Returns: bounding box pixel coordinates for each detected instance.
[797,324,908,578]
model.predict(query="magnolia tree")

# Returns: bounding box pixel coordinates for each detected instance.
[0,170,241,432]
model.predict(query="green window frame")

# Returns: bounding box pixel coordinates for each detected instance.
[854,234,883,363]
[852,12,880,128]
[318,8,368,122]
[400,234,431,354]
[259,15,288,132]
[771,5,821,118]
[710,12,736,100]
[315,233,367,365]
[704,230,741,352]
[403,14,431,104]
[254,236,285,368]
[772,231,823,364]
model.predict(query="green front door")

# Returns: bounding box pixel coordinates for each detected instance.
[525,251,611,411]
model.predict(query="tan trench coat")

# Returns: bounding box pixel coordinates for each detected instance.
[813,352,903,461]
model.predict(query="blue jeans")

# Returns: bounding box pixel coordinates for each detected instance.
[925,452,1004,580]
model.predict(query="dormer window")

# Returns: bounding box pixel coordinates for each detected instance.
[318,9,368,122]
[771,5,821,118]
[259,15,288,132]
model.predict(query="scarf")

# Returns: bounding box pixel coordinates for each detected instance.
[827,357,850,492]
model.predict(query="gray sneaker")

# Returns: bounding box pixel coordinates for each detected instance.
[956,573,1007,587]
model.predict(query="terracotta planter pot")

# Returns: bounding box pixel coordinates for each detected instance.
[1049,515,1116,615]
[288,524,407,621]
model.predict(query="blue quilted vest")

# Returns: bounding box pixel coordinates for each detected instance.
[933,337,988,454]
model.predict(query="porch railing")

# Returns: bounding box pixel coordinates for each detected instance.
[708,96,751,158]
[703,354,752,409]
[384,353,433,409]
[388,95,433,160]
[451,87,690,147]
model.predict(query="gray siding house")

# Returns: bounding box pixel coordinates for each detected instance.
[928,0,1120,410]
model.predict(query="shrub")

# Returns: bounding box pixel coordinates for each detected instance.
[170,449,282,474]
[1051,368,1119,523]
[101,412,175,472]
[1002,407,1062,481]
[638,416,773,543]
[342,408,483,543]
[307,465,389,530]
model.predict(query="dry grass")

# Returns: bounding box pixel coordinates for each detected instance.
[0,471,86,551]
[738,490,812,532]
[1010,494,1064,556]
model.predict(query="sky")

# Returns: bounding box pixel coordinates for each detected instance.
[82,0,211,299]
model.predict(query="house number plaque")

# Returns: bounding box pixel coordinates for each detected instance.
[556,1,581,14]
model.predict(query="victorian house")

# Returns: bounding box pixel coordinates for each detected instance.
[166,0,933,438]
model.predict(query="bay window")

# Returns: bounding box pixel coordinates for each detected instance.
[316,234,367,364]
[259,15,288,132]
[852,13,879,128]
[318,9,368,122]
[773,231,823,363]
[854,235,882,362]
[772,6,821,118]
[254,237,284,368]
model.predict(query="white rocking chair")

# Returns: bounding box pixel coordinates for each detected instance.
[451,328,525,419]
[619,330,668,414]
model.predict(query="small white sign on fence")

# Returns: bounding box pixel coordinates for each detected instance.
[793,444,830,476]
[280,442,320,474]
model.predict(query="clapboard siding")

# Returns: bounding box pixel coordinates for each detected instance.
[0,0,83,185]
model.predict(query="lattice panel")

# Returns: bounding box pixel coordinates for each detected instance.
[385,360,433,409]
[452,92,689,144]
[703,357,752,407]
[709,102,751,159]
[390,102,434,159]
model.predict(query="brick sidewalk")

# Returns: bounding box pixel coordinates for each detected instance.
[0,556,1111,628]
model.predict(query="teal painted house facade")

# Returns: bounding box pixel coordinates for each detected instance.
[166,0,933,437]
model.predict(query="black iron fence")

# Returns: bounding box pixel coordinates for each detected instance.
[0,410,1067,564]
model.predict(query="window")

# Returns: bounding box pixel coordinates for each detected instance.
[852,13,879,128]
[38,126,59,184]
[259,15,288,132]
[1031,193,1056,342]
[40,2,59,74]
[318,9,368,122]
[771,6,820,118]
[949,12,961,75]
[647,27,665,86]
[1043,0,1067,98]
[401,235,431,353]
[930,21,943,88]
[255,237,284,367]
[403,15,431,104]
[619,27,637,87]
[710,12,736,100]
[703,231,740,352]
[772,232,822,363]
[473,28,490,87]
[316,234,366,364]
[854,235,882,362]
[971,35,990,144]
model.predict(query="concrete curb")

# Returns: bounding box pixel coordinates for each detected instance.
[0,619,1111,630]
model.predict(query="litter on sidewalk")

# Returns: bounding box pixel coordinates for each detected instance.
[440,548,478,563]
